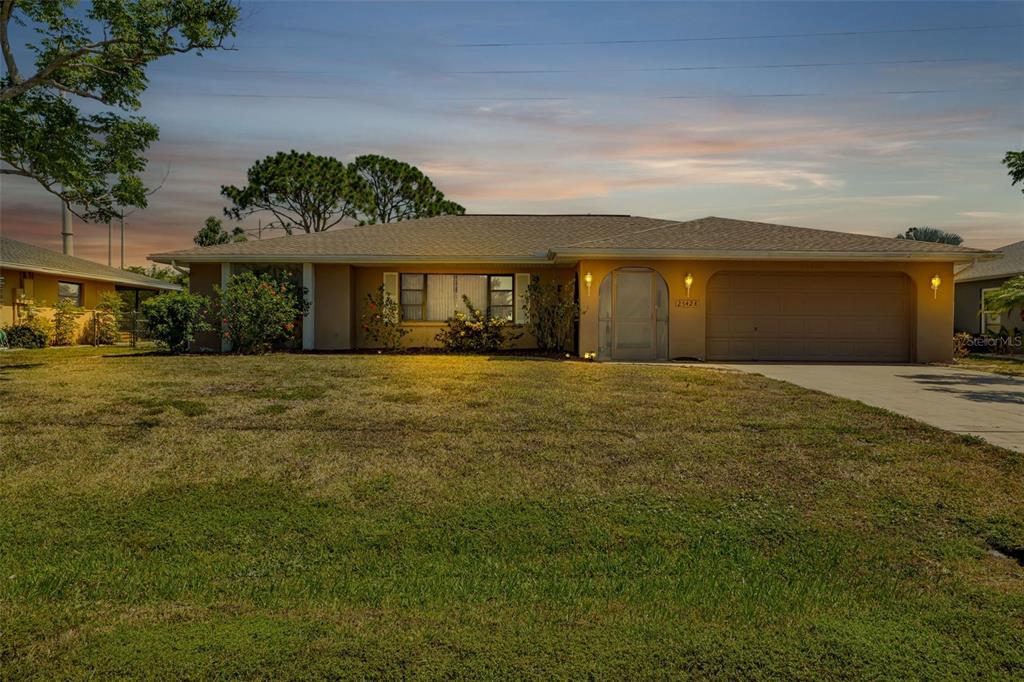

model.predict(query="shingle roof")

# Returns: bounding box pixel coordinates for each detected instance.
[1,236,181,290]
[150,214,987,263]
[955,240,1024,282]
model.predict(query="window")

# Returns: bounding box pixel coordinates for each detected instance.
[399,274,516,322]
[400,274,425,321]
[981,287,1002,334]
[57,281,82,306]
[489,275,514,321]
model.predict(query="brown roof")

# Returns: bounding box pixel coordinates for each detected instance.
[2,236,181,290]
[150,214,987,263]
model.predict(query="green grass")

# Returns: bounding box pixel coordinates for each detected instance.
[955,353,1024,377]
[1,346,1022,679]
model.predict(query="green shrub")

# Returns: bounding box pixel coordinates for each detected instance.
[91,292,124,345]
[216,270,308,354]
[524,277,579,352]
[143,292,213,353]
[435,295,518,353]
[51,299,81,346]
[360,284,409,350]
[3,323,49,348]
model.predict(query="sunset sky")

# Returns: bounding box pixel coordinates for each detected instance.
[2,0,1022,266]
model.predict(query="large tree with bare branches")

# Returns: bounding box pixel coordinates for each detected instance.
[0,0,238,221]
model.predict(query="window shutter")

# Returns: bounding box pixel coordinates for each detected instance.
[514,273,531,324]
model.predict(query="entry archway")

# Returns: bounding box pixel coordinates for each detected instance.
[598,267,669,361]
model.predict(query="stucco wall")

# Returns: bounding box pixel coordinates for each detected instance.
[314,264,352,350]
[352,265,575,350]
[575,259,956,363]
[187,262,223,351]
[1,266,119,342]
[955,277,1023,334]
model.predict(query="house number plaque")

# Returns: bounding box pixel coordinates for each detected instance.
[675,299,699,308]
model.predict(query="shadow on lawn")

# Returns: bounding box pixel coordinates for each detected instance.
[897,372,1024,405]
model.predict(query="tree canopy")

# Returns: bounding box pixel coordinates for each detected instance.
[221,152,465,233]
[194,216,246,246]
[0,0,239,222]
[983,275,1024,315]
[895,227,963,245]
[221,151,365,234]
[1003,150,1024,194]
[350,154,465,225]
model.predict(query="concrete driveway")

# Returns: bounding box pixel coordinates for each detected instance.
[702,363,1024,452]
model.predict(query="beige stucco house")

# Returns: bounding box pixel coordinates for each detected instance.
[2,236,180,342]
[150,215,987,362]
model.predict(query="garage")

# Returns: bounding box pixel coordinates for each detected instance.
[706,272,913,362]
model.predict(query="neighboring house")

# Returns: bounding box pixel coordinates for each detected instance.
[150,215,987,362]
[1,236,180,341]
[954,239,1024,335]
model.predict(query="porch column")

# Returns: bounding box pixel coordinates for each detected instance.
[302,263,315,350]
[220,263,231,352]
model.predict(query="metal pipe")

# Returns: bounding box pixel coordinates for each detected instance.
[61,201,73,255]
[120,216,125,268]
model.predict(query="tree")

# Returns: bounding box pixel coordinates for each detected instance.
[1004,150,1024,194]
[0,0,239,222]
[350,154,465,224]
[194,216,246,246]
[221,151,365,234]
[895,227,963,245]
[125,264,188,287]
[984,275,1024,315]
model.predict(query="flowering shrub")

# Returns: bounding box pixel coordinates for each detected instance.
[91,292,124,345]
[217,270,308,354]
[143,292,213,353]
[361,285,409,350]
[51,298,81,346]
[435,295,518,352]
[953,332,973,358]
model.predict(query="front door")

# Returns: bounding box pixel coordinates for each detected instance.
[612,269,657,360]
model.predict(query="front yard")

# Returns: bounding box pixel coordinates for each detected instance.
[1,347,1022,679]
[955,353,1024,377]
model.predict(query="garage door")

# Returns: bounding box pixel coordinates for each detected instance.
[707,272,911,362]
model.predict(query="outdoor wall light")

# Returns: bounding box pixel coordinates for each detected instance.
[930,274,941,299]
[684,272,694,297]
[584,271,593,296]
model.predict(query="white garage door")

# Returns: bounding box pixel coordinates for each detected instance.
[707,272,911,362]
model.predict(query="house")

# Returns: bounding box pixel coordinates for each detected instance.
[954,239,1024,335]
[1,236,180,341]
[150,215,987,362]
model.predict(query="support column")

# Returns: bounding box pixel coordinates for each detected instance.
[220,262,231,352]
[302,263,315,351]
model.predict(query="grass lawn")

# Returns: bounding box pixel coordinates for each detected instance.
[2,346,1022,679]
[954,353,1024,378]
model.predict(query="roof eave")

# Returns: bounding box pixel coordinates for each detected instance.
[151,253,556,266]
[954,270,1024,283]
[2,262,181,291]
[549,248,990,263]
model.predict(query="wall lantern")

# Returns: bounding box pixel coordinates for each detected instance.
[584,271,593,296]
[684,272,694,297]
[930,274,941,299]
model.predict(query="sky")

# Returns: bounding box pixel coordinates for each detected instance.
[2,0,1023,266]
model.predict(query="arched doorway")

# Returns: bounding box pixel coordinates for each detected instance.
[598,267,669,361]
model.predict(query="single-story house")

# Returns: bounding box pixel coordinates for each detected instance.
[954,239,1023,335]
[150,215,987,362]
[1,236,180,341]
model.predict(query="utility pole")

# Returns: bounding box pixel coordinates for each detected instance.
[120,215,125,269]
[107,222,112,266]
[258,218,262,240]
[61,201,73,255]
